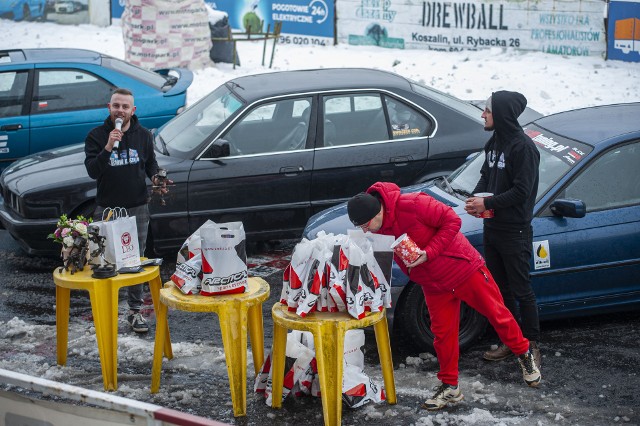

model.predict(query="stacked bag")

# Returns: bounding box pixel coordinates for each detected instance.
[254,231,395,407]
[170,220,248,295]
[254,330,386,408]
[280,230,394,320]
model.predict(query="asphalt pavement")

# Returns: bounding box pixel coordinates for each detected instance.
[0,230,638,425]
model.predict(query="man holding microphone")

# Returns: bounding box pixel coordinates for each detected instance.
[84,88,169,333]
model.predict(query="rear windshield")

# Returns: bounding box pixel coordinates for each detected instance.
[101,57,168,90]
[410,80,483,123]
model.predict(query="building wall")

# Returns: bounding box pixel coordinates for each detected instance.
[337,0,607,57]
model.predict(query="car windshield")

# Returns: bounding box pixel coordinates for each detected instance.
[101,57,169,90]
[445,124,593,202]
[157,84,243,157]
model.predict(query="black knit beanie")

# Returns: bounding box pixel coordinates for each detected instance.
[347,192,381,226]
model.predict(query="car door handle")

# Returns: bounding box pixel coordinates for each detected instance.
[280,166,304,176]
[390,156,411,165]
[0,124,23,131]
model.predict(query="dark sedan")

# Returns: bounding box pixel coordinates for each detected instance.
[0,68,539,256]
[303,102,640,353]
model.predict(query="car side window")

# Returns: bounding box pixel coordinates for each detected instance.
[31,69,114,114]
[0,71,28,117]
[384,96,431,139]
[562,141,640,212]
[221,97,312,156]
[322,93,388,146]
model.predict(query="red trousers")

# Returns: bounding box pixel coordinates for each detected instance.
[422,265,530,386]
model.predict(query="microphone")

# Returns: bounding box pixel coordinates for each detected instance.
[114,118,123,149]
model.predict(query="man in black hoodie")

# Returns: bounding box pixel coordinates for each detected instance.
[85,88,167,333]
[464,91,541,368]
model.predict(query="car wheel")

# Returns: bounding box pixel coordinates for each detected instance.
[394,281,488,354]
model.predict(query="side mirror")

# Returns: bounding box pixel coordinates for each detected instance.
[210,139,230,158]
[550,198,586,218]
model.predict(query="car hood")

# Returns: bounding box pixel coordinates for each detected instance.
[1,144,91,195]
[304,182,485,240]
[0,143,180,197]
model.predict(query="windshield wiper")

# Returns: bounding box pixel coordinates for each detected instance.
[155,134,169,156]
[452,188,472,198]
[439,177,472,199]
[439,176,454,195]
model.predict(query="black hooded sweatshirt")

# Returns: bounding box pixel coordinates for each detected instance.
[472,91,540,231]
[84,115,159,209]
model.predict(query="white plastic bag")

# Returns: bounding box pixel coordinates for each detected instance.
[200,221,247,295]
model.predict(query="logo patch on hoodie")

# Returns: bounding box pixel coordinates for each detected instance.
[487,150,505,169]
[110,148,140,167]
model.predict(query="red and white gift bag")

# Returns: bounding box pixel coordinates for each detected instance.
[255,330,385,408]
[171,220,217,294]
[285,231,393,320]
[200,222,248,295]
[171,220,220,294]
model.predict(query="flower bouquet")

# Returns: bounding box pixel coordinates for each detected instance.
[48,214,92,264]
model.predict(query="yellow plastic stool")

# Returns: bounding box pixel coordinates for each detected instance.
[53,264,170,391]
[151,277,270,417]
[270,304,397,426]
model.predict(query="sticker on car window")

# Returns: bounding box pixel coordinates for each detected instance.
[392,128,421,137]
[524,127,592,167]
[533,240,550,270]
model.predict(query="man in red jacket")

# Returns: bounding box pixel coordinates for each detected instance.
[347,182,541,411]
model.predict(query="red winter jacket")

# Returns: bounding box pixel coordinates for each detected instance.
[368,182,484,294]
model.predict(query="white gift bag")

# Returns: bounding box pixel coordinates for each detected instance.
[99,208,141,270]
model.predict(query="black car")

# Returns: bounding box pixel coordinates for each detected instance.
[0,68,540,256]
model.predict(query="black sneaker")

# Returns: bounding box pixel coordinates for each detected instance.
[421,383,463,410]
[127,312,149,333]
[518,350,541,387]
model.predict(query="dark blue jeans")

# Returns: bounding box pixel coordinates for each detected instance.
[483,226,540,342]
[94,204,150,312]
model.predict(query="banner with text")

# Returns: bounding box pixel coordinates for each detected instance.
[337,0,607,57]
[209,0,334,47]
